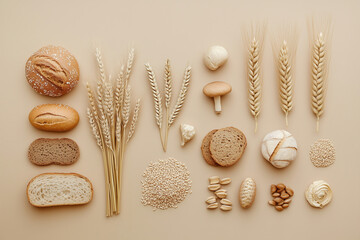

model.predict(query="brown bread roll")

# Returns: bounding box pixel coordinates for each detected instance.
[25,45,80,97]
[29,104,79,132]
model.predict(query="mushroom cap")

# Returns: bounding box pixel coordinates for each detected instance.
[203,81,232,97]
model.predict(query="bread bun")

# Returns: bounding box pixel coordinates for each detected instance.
[261,130,297,168]
[29,104,79,132]
[25,45,80,97]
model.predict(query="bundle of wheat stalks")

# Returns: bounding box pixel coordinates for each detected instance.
[145,60,191,152]
[86,48,140,216]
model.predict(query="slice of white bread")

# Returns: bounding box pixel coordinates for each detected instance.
[27,173,93,207]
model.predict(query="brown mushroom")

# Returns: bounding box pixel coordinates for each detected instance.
[203,81,232,113]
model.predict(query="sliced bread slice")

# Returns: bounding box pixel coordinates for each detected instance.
[27,173,93,207]
[209,127,247,167]
[28,138,80,166]
[201,129,219,166]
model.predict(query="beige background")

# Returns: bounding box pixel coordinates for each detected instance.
[0,0,359,239]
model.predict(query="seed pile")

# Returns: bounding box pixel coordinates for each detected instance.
[268,183,294,211]
[309,139,336,167]
[141,157,192,210]
[206,176,232,211]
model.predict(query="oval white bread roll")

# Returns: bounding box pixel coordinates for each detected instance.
[27,173,93,207]
[239,177,256,208]
[261,130,297,168]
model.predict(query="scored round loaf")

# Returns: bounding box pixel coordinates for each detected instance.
[25,45,80,97]
[209,127,247,167]
[29,104,79,132]
[261,130,297,168]
[28,138,80,166]
[201,129,219,166]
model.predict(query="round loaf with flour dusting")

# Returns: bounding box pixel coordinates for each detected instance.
[209,127,247,167]
[261,130,297,168]
[25,45,80,97]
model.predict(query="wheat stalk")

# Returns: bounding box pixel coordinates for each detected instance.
[311,32,326,132]
[168,66,191,127]
[127,99,141,143]
[278,40,293,126]
[145,63,163,130]
[247,37,262,132]
[164,59,172,109]
[122,85,131,128]
[115,65,125,112]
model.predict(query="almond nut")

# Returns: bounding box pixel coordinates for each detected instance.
[205,196,217,204]
[272,193,280,197]
[208,184,221,191]
[275,206,284,211]
[220,177,232,185]
[207,203,219,209]
[284,198,292,204]
[273,197,284,204]
[280,190,290,199]
[282,203,289,208]
[277,183,285,192]
[220,205,232,211]
[271,184,277,193]
[215,189,227,198]
[220,199,232,206]
[286,187,294,196]
[209,176,220,185]
[268,200,276,206]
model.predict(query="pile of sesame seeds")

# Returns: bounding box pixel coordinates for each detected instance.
[141,157,192,210]
[309,139,336,167]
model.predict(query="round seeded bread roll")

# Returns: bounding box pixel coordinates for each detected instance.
[25,45,80,97]
[261,130,297,168]
[209,127,247,167]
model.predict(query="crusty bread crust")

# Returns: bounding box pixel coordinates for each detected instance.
[26,173,93,208]
[201,129,219,166]
[28,104,79,132]
[210,127,247,167]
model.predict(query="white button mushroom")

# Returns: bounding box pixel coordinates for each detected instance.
[203,45,229,71]
[203,81,232,114]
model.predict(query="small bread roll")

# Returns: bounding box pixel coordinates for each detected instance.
[25,45,80,97]
[261,130,297,168]
[29,104,79,132]
[239,178,256,208]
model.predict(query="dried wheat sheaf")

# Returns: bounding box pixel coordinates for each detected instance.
[87,48,141,216]
[145,60,191,151]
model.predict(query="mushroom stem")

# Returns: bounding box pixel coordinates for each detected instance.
[214,96,222,113]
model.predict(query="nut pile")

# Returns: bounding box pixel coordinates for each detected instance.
[268,183,294,211]
[206,176,232,211]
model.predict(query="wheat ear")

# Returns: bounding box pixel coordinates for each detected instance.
[145,63,164,150]
[248,37,261,132]
[164,59,172,109]
[115,65,125,112]
[104,75,114,124]
[122,85,131,128]
[127,99,141,143]
[311,32,326,132]
[125,48,135,85]
[168,66,191,127]
[87,108,103,149]
[145,63,163,129]
[278,40,293,126]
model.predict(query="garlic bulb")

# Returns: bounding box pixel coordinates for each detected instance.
[305,180,333,208]
[180,124,195,146]
[203,45,229,71]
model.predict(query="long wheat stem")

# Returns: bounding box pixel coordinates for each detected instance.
[278,40,293,126]
[247,37,262,133]
[311,32,326,132]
